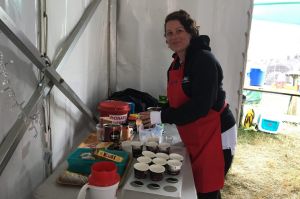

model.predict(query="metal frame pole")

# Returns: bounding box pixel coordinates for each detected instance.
[0,0,101,175]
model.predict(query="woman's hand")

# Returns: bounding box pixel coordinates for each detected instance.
[139,111,152,128]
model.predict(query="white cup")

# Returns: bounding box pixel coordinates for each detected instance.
[167,159,182,175]
[149,164,165,181]
[142,150,156,159]
[133,162,149,179]
[169,153,184,162]
[121,141,132,154]
[131,141,143,158]
[163,135,173,144]
[158,142,171,154]
[145,141,158,153]
[137,156,152,164]
[147,137,160,143]
[152,157,167,166]
[155,152,169,160]
[131,141,143,148]
[77,183,119,199]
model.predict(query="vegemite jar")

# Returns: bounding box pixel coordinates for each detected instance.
[103,123,122,142]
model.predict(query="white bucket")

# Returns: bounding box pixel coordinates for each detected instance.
[77,182,119,199]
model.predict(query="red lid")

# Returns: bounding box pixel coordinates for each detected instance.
[89,161,120,187]
[98,100,130,112]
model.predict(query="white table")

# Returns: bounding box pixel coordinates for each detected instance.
[33,124,197,199]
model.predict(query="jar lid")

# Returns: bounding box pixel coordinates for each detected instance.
[98,100,130,111]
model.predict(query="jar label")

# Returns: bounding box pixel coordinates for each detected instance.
[109,114,128,124]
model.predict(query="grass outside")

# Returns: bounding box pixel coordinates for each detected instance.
[222,125,300,199]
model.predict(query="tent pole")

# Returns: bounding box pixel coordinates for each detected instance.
[0,0,101,176]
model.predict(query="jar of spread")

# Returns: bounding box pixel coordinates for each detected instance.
[103,123,121,142]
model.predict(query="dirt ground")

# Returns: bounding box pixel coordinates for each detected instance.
[222,124,300,199]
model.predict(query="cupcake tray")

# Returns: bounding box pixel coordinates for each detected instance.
[120,146,188,199]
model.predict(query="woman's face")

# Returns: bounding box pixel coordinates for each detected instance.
[165,20,191,54]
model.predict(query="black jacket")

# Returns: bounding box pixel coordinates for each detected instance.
[161,35,235,132]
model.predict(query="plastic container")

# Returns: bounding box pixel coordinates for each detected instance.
[139,124,164,144]
[127,102,135,114]
[102,123,122,142]
[77,182,119,199]
[258,114,281,134]
[67,148,129,176]
[89,161,120,187]
[98,100,130,124]
[249,68,265,86]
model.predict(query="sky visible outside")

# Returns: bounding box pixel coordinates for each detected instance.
[246,1,300,79]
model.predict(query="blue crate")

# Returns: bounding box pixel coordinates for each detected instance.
[258,115,281,133]
[67,148,129,175]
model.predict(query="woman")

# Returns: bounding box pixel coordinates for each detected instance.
[140,10,237,199]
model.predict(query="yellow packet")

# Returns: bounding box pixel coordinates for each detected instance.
[95,150,123,163]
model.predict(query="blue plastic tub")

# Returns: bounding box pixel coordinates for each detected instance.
[261,119,280,132]
[258,114,281,134]
[67,148,129,176]
[249,68,265,86]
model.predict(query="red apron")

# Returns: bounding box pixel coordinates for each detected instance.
[167,58,225,193]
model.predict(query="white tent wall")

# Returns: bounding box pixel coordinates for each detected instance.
[0,1,45,199]
[46,0,109,168]
[116,0,253,118]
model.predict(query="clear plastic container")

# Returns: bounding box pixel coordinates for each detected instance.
[138,124,164,144]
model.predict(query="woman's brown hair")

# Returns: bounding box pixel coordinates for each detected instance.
[164,9,199,38]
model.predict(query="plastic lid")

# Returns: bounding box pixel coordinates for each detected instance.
[98,100,130,111]
[88,161,120,187]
